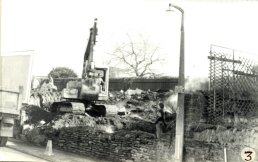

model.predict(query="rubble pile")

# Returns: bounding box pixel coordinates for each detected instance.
[46,114,157,134]
[108,89,171,104]
[49,114,96,129]
[29,91,61,108]
[22,107,157,135]
[107,89,175,121]
[28,88,173,121]
[41,92,61,107]
[22,105,56,125]
[22,89,201,147]
[24,88,178,138]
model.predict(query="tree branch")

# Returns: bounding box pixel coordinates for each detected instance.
[109,35,163,77]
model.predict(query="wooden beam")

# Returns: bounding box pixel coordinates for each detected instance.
[208,56,242,64]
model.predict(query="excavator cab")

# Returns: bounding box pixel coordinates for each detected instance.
[62,67,109,101]
[80,68,109,101]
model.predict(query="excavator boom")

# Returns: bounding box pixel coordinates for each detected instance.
[82,18,98,79]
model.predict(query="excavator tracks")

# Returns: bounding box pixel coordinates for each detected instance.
[50,101,106,117]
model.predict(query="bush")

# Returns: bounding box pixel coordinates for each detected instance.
[48,67,78,78]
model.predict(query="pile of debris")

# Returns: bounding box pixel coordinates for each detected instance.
[21,105,159,136]
[28,87,175,120]
[20,87,178,150]
[106,89,176,121]
[45,114,157,134]
[29,91,62,108]
[29,76,61,108]
[23,87,177,129]
[108,89,173,104]
[22,105,56,125]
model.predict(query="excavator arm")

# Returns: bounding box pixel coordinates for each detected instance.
[82,18,98,79]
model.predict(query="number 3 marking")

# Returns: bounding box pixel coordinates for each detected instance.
[241,147,256,162]
[245,151,253,161]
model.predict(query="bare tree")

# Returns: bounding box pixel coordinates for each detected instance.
[108,35,164,78]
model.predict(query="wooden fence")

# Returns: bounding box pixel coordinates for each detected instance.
[108,78,178,91]
[53,78,178,91]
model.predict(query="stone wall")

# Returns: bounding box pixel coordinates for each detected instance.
[50,127,174,162]
[41,124,258,162]
[184,92,207,137]
[189,125,258,162]
[185,133,258,162]
[48,125,257,162]
[184,92,206,125]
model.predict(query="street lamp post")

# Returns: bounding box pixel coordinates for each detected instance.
[167,3,185,162]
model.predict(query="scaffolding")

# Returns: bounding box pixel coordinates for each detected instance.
[208,45,258,123]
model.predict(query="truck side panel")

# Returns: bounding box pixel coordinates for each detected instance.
[0,54,33,144]
[0,54,33,104]
[0,90,20,115]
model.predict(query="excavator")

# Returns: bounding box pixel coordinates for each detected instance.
[50,19,109,117]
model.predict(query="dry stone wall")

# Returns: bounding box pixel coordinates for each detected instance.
[184,92,206,127]
[50,127,174,162]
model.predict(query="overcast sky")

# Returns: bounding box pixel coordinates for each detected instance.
[1,0,258,78]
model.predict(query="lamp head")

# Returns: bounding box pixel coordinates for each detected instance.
[166,3,174,12]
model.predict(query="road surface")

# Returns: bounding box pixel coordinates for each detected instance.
[0,146,48,162]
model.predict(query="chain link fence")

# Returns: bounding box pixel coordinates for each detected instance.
[207,45,258,123]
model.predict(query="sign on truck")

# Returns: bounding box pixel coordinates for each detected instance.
[0,53,33,146]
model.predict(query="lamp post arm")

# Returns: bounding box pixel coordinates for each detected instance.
[169,4,184,31]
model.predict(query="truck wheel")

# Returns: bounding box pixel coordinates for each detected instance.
[0,137,8,147]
